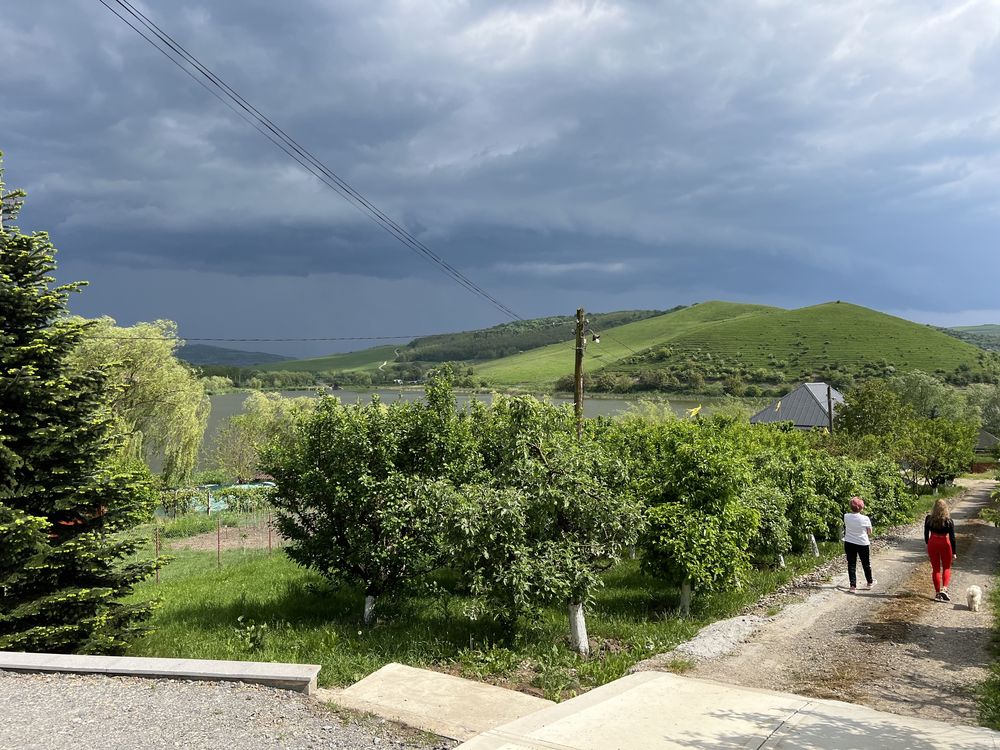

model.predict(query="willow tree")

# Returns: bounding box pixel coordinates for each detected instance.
[213,391,316,483]
[0,155,156,652]
[69,318,210,486]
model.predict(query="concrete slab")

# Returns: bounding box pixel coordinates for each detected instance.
[0,651,320,694]
[324,663,553,741]
[457,672,1000,749]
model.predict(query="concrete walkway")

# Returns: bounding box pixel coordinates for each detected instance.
[320,663,552,740]
[457,672,1000,749]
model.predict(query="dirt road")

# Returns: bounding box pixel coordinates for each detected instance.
[686,480,999,725]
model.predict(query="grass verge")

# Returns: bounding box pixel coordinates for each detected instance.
[127,543,836,701]
[127,489,942,702]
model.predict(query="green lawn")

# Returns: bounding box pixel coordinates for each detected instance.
[128,543,839,700]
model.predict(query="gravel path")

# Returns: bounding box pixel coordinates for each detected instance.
[640,479,999,726]
[0,671,455,750]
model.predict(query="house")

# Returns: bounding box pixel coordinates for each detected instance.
[976,428,999,455]
[750,382,845,430]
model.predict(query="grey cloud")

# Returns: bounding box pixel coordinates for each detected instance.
[3,0,1000,341]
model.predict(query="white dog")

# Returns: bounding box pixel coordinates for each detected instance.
[967,585,983,612]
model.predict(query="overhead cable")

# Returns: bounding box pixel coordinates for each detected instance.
[96,0,522,322]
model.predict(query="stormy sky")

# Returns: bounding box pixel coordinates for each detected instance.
[3,1,1000,357]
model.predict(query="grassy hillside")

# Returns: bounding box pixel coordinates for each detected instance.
[264,344,400,373]
[948,324,1000,353]
[475,301,780,387]
[178,344,292,366]
[400,309,666,362]
[476,301,1000,394]
[264,310,668,379]
[952,324,1000,334]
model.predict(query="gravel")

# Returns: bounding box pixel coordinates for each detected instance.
[0,671,455,750]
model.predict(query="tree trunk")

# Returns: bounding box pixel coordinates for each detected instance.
[679,579,692,616]
[363,594,376,626]
[568,602,590,657]
[778,554,786,569]
[809,534,820,557]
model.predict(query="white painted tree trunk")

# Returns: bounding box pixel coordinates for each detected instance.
[778,554,786,569]
[568,602,590,657]
[809,534,820,557]
[363,595,376,626]
[679,580,692,616]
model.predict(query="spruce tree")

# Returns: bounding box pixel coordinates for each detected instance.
[0,154,156,653]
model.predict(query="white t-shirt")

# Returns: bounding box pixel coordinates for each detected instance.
[843,512,873,545]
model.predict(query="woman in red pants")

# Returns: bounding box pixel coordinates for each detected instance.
[924,498,957,601]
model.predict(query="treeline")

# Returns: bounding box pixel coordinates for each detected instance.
[198,362,483,391]
[227,367,975,655]
[398,309,672,362]
[557,350,1000,397]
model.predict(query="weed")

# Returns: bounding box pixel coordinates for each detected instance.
[233,615,268,651]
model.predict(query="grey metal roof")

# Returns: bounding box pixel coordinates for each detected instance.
[976,429,999,454]
[750,382,845,429]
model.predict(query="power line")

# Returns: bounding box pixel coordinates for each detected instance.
[95,0,522,322]
[89,335,422,342]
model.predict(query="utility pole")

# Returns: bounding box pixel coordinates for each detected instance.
[827,384,834,433]
[574,308,586,439]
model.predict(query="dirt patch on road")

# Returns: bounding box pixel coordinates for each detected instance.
[648,480,1000,726]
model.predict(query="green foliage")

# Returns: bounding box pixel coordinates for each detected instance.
[455,399,643,619]
[213,391,317,483]
[261,374,477,620]
[899,417,979,488]
[0,157,155,653]
[69,317,210,487]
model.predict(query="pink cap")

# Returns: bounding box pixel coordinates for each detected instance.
[849,496,864,512]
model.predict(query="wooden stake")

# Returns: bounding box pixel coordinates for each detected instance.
[267,512,272,555]
[154,527,160,584]
[827,384,834,433]
[217,518,222,568]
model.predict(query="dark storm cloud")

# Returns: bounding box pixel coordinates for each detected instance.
[4,0,1000,343]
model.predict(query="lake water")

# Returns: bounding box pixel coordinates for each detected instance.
[198,389,709,467]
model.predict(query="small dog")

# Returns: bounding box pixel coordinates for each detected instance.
[967,585,983,612]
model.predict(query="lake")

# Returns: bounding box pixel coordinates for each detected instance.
[198,388,711,467]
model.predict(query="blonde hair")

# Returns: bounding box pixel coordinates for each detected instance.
[930,499,950,525]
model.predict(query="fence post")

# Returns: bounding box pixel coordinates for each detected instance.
[267,512,272,555]
[217,517,222,568]
[154,526,161,584]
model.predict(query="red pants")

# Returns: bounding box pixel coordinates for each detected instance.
[927,533,952,592]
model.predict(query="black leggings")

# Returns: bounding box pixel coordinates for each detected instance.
[844,542,872,588]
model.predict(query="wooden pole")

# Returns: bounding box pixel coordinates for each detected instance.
[574,308,585,440]
[217,518,222,568]
[827,384,834,433]
[267,512,272,555]
[154,526,160,584]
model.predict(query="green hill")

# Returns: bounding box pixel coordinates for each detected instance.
[475,301,779,387]
[477,301,1000,394]
[265,310,668,379]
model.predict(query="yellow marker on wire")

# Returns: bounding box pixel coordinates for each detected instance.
[686,404,702,418]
